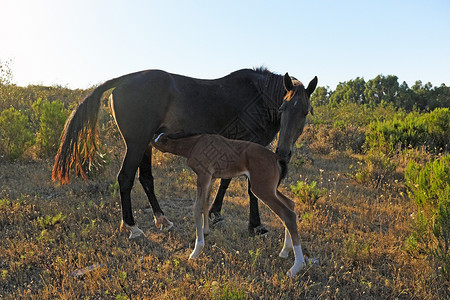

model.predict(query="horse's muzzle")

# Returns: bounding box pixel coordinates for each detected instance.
[275,147,292,163]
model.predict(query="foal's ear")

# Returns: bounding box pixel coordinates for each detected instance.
[283,73,294,91]
[306,76,318,96]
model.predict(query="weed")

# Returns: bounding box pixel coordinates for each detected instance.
[249,248,261,267]
[0,198,11,208]
[353,149,396,188]
[109,181,120,198]
[344,234,370,261]
[213,283,246,300]
[290,180,326,206]
[37,229,55,243]
[37,212,67,230]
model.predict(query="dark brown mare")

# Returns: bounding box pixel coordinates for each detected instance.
[152,133,305,277]
[52,68,317,238]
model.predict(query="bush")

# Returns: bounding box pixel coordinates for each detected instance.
[32,98,68,156]
[365,108,449,155]
[303,124,365,155]
[405,154,450,276]
[0,107,34,160]
[290,180,326,206]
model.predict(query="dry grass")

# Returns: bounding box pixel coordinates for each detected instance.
[1,137,448,299]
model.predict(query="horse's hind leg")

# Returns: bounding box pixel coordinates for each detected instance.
[139,147,173,230]
[118,143,146,239]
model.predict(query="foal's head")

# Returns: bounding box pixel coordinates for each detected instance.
[152,133,172,153]
[276,74,317,162]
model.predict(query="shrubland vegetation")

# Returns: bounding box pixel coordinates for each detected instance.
[1,62,449,299]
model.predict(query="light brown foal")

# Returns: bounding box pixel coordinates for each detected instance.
[152,133,305,277]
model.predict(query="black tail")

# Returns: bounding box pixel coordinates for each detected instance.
[52,73,134,184]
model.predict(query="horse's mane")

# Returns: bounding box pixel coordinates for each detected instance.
[253,66,271,74]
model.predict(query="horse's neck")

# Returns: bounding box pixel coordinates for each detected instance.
[261,73,285,108]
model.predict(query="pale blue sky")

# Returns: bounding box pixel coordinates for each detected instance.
[1,0,449,89]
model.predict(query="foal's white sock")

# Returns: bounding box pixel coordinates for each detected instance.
[189,238,205,259]
[287,245,306,277]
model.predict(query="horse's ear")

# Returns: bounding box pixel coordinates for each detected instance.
[283,73,293,91]
[306,76,318,96]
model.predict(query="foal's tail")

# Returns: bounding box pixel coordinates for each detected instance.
[52,74,129,184]
[277,159,288,186]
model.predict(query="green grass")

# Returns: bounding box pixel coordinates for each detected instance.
[0,132,448,299]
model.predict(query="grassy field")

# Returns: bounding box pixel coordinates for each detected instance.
[0,128,447,299]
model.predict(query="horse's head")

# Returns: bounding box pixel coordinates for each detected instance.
[276,74,317,163]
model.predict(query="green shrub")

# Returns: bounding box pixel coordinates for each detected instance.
[32,98,68,156]
[0,107,34,160]
[290,180,326,206]
[366,108,449,155]
[405,154,450,276]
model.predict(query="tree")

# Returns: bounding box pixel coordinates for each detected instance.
[411,80,433,110]
[328,77,366,107]
[364,75,399,106]
[396,81,415,110]
[311,86,331,106]
[0,59,13,86]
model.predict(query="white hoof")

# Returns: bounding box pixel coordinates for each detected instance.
[279,247,292,259]
[129,226,144,239]
[286,261,305,277]
[189,242,204,259]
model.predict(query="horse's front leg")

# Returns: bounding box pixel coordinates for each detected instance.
[208,178,231,224]
[248,180,268,236]
[190,175,212,259]
[139,147,173,230]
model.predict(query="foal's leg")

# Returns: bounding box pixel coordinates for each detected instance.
[190,175,212,259]
[118,144,146,239]
[251,186,305,277]
[139,147,173,230]
[277,191,295,257]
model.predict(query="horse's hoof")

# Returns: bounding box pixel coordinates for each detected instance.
[154,215,174,231]
[120,221,144,239]
[209,212,224,226]
[128,226,144,239]
[249,225,269,237]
